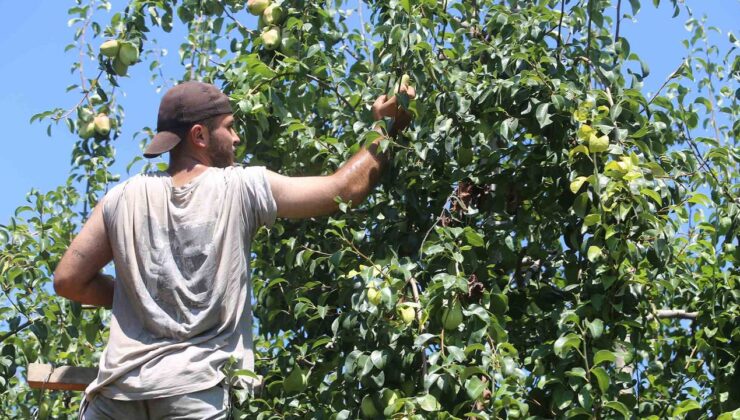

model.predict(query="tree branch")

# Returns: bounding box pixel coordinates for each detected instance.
[649,309,698,321]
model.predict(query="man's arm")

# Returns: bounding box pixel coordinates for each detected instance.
[53,203,114,308]
[268,88,415,219]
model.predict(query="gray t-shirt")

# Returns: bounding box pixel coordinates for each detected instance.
[84,165,276,400]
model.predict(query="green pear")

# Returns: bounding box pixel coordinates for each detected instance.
[100,40,120,58]
[112,59,128,76]
[79,121,96,139]
[94,114,111,137]
[360,394,379,418]
[117,42,139,66]
[262,4,284,25]
[397,304,415,325]
[261,26,281,50]
[247,0,270,15]
[442,300,463,330]
[283,365,307,394]
[367,285,381,306]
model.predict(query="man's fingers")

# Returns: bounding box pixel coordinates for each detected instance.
[402,85,416,99]
[373,94,400,119]
[373,95,388,107]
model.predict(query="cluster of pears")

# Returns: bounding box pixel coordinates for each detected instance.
[99,39,139,76]
[366,281,461,331]
[247,0,286,51]
[77,107,111,140]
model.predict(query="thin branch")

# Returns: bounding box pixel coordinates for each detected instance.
[357,0,372,60]
[305,74,354,110]
[418,195,453,260]
[648,309,699,321]
[556,0,565,61]
[408,277,427,379]
[220,0,255,35]
[585,0,594,83]
[0,318,38,343]
[615,0,622,42]
[647,61,685,106]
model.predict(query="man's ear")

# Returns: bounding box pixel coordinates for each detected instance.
[189,124,209,150]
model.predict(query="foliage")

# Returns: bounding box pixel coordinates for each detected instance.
[1,0,738,418]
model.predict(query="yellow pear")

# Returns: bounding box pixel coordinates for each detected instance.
[100,40,119,58]
[247,0,270,15]
[93,114,111,137]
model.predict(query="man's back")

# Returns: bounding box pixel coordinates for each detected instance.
[86,166,275,400]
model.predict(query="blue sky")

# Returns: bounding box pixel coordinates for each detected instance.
[0,1,737,224]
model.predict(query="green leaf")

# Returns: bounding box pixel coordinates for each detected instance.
[604,401,630,418]
[694,96,712,112]
[673,400,701,416]
[570,177,588,194]
[590,366,610,394]
[573,192,589,218]
[464,228,485,247]
[417,394,441,411]
[584,214,601,227]
[554,333,581,358]
[587,319,604,338]
[400,0,411,13]
[717,408,740,420]
[465,376,485,400]
[639,188,662,206]
[536,103,552,128]
[593,349,617,366]
[687,193,711,206]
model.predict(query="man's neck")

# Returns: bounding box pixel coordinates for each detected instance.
[167,155,211,188]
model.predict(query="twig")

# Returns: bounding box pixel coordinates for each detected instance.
[0,318,38,343]
[585,0,594,84]
[648,309,698,321]
[647,61,685,106]
[305,74,354,110]
[615,0,622,42]
[408,277,427,379]
[340,236,393,284]
[357,0,372,60]
[418,195,453,260]
[556,0,565,61]
[220,0,255,35]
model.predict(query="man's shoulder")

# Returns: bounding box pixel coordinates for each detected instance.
[220,164,267,181]
[105,171,169,197]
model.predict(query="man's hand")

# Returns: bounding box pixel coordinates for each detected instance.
[266,83,416,220]
[371,83,417,136]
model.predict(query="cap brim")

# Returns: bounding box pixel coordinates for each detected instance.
[144,131,182,158]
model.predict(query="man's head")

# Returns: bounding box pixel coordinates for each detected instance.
[144,81,237,167]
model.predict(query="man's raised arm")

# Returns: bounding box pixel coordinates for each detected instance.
[267,87,416,219]
[53,203,115,308]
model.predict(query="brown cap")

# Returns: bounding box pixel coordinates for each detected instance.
[144,81,233,158]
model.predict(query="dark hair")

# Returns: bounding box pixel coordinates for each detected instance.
[169,115,220,155]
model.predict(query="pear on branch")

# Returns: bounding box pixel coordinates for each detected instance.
[261,26,281,50]
[247,0,270,16]
[93,114,111,137]
[100,40,119,58]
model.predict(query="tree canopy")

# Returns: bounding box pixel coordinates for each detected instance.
[1,0,738,418]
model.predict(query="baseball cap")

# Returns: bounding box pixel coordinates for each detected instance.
[144,81,233,158]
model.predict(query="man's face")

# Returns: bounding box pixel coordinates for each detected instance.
[205,114,239,168]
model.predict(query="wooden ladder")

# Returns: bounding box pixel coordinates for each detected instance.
[27,363,97,392]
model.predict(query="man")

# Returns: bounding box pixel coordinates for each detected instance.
[53,80,415,419]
